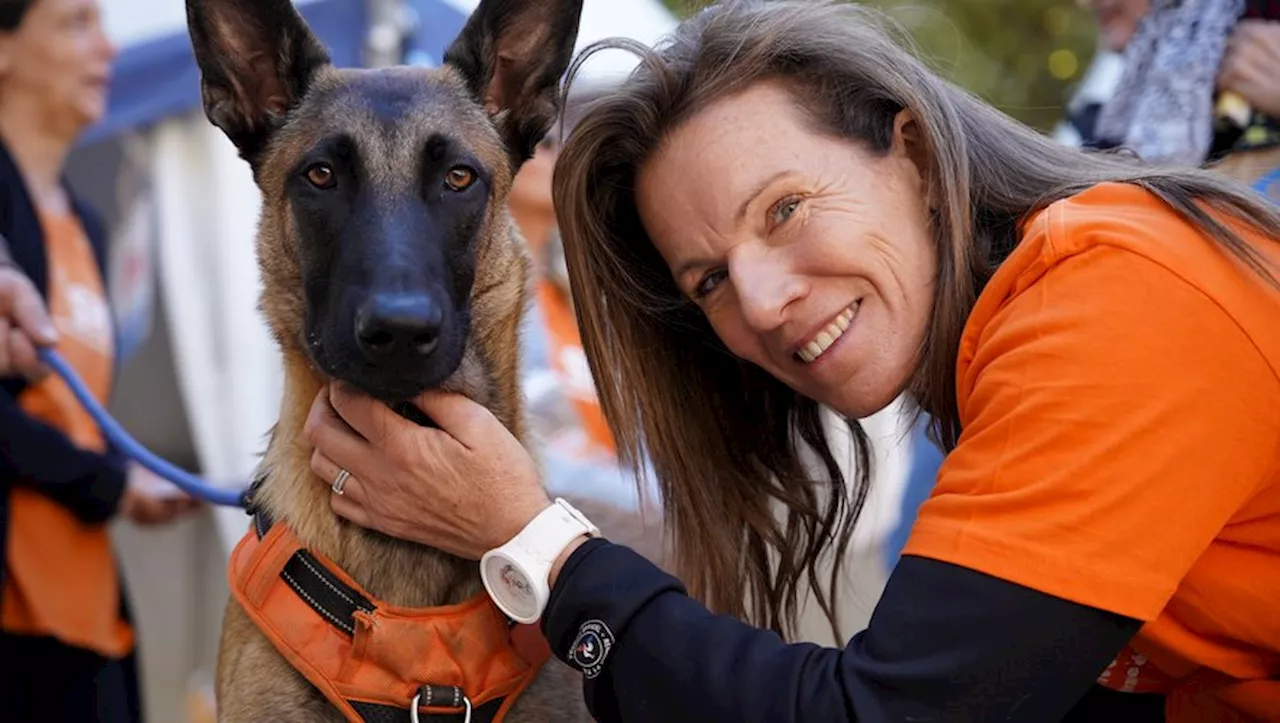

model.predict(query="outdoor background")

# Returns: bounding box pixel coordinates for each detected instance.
[661,0,1100,132]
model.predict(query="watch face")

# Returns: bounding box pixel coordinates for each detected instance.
[483,556,538,620]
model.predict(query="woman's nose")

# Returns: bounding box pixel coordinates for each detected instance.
[95,25,118,63]
[730,245,805,333]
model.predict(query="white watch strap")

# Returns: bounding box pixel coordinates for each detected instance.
[481,498,599,623]
[552,497,601,539]
[513,498,599,568]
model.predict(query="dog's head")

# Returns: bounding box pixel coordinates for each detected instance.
[184,0,583,404]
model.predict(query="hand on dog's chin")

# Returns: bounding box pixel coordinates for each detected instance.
[311,348,489,429]
[309,361,442,427]
[322,384,439,427]
[309,381,553,561]
[390,400,437,428]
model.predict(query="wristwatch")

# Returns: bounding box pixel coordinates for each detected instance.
[480,497,600,624]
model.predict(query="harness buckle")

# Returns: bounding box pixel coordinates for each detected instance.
[409,685,472,723]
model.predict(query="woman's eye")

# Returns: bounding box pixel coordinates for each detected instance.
[693,268,728,299]
[66,10,92,29]
[770,197,801,226]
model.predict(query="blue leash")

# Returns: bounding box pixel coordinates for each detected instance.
[37,346,250,508]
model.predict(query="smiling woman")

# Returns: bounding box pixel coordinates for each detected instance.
[637,81,936,419]
[306,0,1280,720]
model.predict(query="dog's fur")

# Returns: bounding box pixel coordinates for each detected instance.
[183,0,593,719]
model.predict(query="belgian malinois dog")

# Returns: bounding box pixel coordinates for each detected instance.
[183,0,593,719]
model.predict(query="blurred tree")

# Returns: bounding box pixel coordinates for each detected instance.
[657,0,1101,132]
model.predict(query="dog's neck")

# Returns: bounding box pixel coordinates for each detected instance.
[251,348,517,608]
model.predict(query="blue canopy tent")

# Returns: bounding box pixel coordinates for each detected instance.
[79,0,473,149]
[402,0,468,67]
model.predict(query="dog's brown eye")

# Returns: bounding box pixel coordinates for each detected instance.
[445,166,476,192]
[306,164,335,189]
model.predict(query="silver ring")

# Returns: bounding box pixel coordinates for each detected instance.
[331,468,351,496]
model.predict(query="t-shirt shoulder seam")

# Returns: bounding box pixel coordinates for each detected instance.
[1039,206,1280,389]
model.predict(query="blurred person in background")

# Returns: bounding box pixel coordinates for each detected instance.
[1087,0,1280,177]
[1085,0,1151,53]
[0,0,199,721]
[511,85,668,566]
[1057,0,1150,147]
[1212,2,1280,196]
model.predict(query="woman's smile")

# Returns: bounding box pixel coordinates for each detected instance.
[792,299,860,364]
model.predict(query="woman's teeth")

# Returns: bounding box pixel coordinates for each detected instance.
[797,305,856,363]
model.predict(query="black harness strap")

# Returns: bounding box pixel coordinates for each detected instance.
[251,501,375,637]
[242,481,514,722]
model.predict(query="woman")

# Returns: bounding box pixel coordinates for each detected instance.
[305,1,1280,720]
[0,0,199,720]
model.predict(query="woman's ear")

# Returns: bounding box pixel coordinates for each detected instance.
[892,109,937,210]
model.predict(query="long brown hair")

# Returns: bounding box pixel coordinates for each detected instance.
[551,0,1280,639]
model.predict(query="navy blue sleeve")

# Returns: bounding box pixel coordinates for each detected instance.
[0,389,129,524]
[541,540,1147,722]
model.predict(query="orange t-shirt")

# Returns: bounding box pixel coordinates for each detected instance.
[1,211,131,658]
[536,278,617,458]
[902,182,1280,721]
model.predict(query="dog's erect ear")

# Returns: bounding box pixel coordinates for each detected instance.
[443,0,585,166]
[185,0,331,165]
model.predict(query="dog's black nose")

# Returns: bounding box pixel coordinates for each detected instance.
[355,293,442,359]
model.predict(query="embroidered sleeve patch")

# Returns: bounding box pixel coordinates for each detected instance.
[567,619,614,679]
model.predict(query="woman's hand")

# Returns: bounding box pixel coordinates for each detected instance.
[0,264,57,380]
[1218,20,1280,119]
[305,382,553,560]
[120,463,203,526]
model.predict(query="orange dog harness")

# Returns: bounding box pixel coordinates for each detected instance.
[228,509,552,722]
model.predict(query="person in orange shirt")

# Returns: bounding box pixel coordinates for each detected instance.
[511,86,620,465]
[303,2,1279,721]
[510,84,667,562]
[0,1,199,721]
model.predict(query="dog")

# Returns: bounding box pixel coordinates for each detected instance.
[182,0,595,719]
